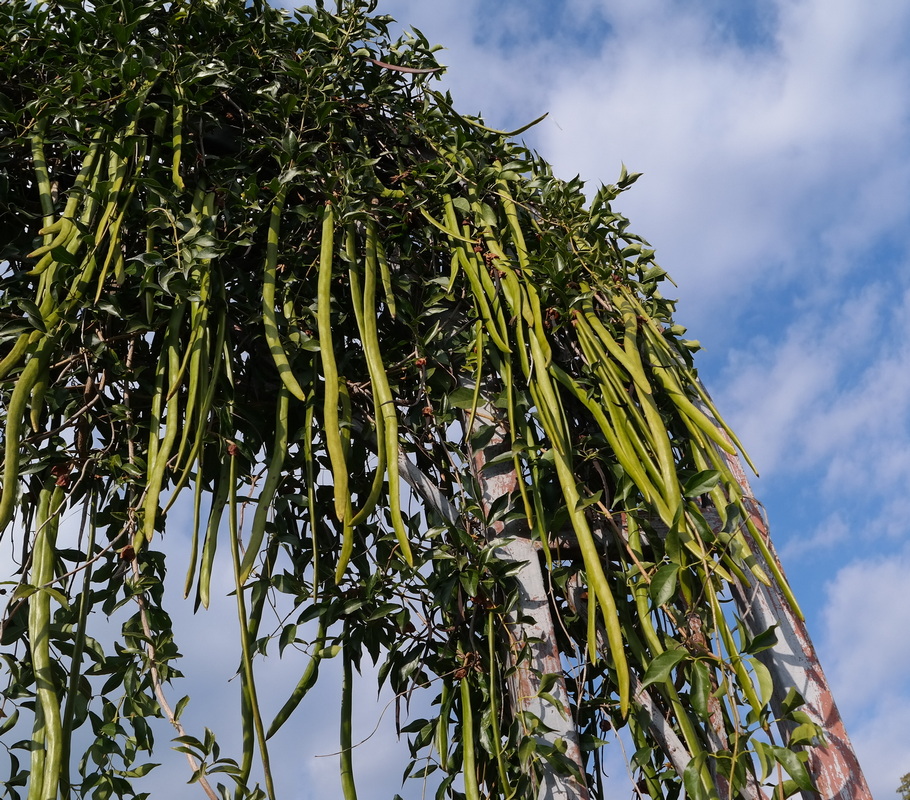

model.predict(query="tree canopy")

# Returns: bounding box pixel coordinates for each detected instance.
[1,1,829,798]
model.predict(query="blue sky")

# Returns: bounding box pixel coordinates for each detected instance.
[125,0,910,796]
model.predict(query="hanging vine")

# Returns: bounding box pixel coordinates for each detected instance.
[0,1,824,798]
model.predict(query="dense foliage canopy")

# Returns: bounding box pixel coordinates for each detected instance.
[1,1,824,798]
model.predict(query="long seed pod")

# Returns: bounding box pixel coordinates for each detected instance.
[59,491,97,795]
[165,300,228,514]
[139,302,186,545]
[0,331,37,380]
[374,238,397,318]
[228,446,276,800]
[638,326,737,456]
[26,485,65,800]
[358,220,412,565]
[267,619,327,738]
[184,462,206,600]
[550,362,669,519]
[459,676,481,800]
[171,86,185,191]
[196,458,231,611]
[34,129,106,316]
[435,680,452,771]
[529,334,631,714]
[0,338,52,530]
[340,645,358,800]
[316,203,350,529]
[263,186,307,402]
[29,123,56,230]
[624,286,757,472]
[240,384,290,583]
[26,221,76,265]
[486,613,512,794]
[616,297,682,522]
[303,395,320,593]
[346,230,386,528]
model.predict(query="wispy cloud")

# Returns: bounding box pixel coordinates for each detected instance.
[820,546,910,793]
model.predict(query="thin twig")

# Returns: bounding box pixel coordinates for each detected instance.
[130,560,220,800]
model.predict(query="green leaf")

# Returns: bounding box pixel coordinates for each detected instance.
[279,623,298,654]
[649,564,678,607]
[174,696,190,721]
[664,525,684,565]
[682,470,721,497]
[745,624,778,655]
[682,752,708,800]
[747,657,773,711]
[477,202,498,228]
[641,648,687,688]
[780,687,807,716]
[458,569,479,597]
[518,735,537,763]
[574,491,602,512]
[753,740,773,781]
[689,661,711,721]
[538,692,562,711]
[366,603,401,621]
[448,387,477,409]
[788,722,823,747]
[16,299,46,333]
[409,764,438,779]
[452,196,471,215]
[0,708,19,736]
[537,672,560,695]
[12,583,38,601]
[769,745,815,793]
[119,763,159,778]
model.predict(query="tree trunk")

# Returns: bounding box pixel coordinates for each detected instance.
[470,407,589,800]
[722,456,873,800]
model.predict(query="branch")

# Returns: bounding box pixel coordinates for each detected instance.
[365,57,444,75]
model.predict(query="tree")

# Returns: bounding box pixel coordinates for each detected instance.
[899,773,910,800]
[0,1,870,798]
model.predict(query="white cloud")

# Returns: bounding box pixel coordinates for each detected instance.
[820,547,910,797]
[532,3,910,325]
[716,284,910,520]
[822,550,910,710]
[781,510,850,559]
[846,697,910,800]
[372,0,910,310]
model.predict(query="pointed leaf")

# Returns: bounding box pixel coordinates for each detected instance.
[641,648,687,689]
[682,470,721,498]
[649,564,679,607]
[770,745,815,793]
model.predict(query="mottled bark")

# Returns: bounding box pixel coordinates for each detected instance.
[721,458,872,800]
[470,408,589,800]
